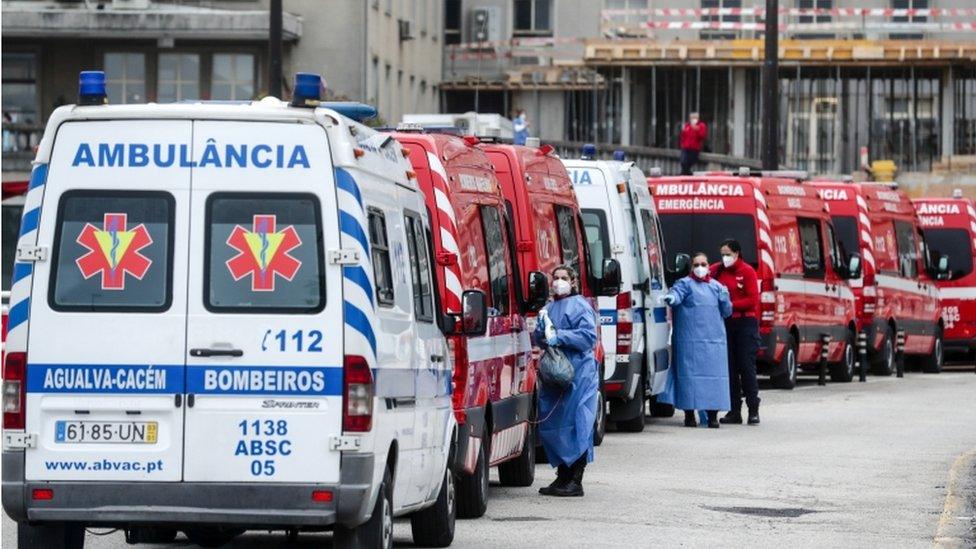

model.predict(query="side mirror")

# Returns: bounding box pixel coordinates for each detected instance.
[597,258,622,296]
[846,253,862,280]
[664,253,691,287]
[457,290,488,336]
[526,271,549,312]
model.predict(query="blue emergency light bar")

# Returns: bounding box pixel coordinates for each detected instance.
[581,143,597,160]
[323,102,378,123]
[78,71,107,106]
[292,72,324,107]
[613,150,626,161]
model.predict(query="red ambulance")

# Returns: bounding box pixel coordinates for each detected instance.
[913,194,976,364]
[811,181,946,374]
[478,139,620,442]
[649,171,860,389]
[391,128,536,518]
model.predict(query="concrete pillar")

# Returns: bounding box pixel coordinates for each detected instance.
[732,68,747,158]
[941,66,955,160]
[621,67,632,146]
[631,69,649,146]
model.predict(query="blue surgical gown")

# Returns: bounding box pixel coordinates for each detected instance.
[660,276,733,412]
[533,295,598,467]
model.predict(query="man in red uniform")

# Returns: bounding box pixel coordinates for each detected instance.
[679,112,708,176]
[711,238,761,425]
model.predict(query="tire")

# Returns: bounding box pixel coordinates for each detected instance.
[498,420,536,487]
[615,371,646,433]
[922,326,944,374]
[183,527,244,548]
[771,334,798,390]
[593,390,606,446]
[829,329,856,383]
[17,522,84,549]
[872,325,896,376]
[410,466,456,547]
[456,425,489,519]
[334,466,394,549]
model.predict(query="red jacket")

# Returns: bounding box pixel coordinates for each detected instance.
[711,258,759,318]
[679,122,708,152]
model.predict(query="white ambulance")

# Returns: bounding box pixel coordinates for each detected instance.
[2,72,472,549]
[563,148,673,432]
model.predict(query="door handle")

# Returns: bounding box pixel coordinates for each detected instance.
[190,348,244,358]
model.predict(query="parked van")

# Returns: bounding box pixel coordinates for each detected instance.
[913,193,976,363]
[391,127,536,518]
[649,171,860,389]
[479,139,620,442]
[811,180,946,374]
[563,149,673,432]
[2,72,463,548]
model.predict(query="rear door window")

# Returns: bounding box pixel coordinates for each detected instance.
[49,191,174,311]
[404,211,434,322]
[206,193,324,312]
[554,205,580,274]
[368,208,395,306]
[797,217,825,279]
[581,209,610,278]
[894,220,919,278]
[658,213,758,269]
[480,205,510,315]
[639,210,664,284]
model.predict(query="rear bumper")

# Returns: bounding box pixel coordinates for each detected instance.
[453,406,485,475]
[757,327,787,375]
[605,352,642,401]
[2,450,374,528]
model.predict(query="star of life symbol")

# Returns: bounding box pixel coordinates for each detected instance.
[226,214,302,291]
[76,213,153,290]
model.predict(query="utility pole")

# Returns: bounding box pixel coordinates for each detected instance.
[761,0,779,170]
[269,0,283,98]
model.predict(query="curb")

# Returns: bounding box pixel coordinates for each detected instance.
[934,448,976,548]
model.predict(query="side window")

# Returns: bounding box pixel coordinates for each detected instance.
[404,211,434,322]
[368,208,395,306]
[639,209,663,283]
[797,217,825,279]
[206,193,324,312]
[50,191,174,312]
[824,222,842,272]
[894,220,919,278]
[480,205,510,315]
[554,205,580,274]
[581,209,610,278]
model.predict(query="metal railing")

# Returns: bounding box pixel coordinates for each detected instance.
[2,123,43,173]
[549,140,762,175]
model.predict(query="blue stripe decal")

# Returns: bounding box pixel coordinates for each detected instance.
[343,265,375,307]
[27,364,184,394]
[19,207,39,237]
[652,306,668,323]
[186,365,342,396]
[12,262,32,285]
[335,168,363,211]
[7,298,29,332]
[599,309,618,325]
[339,210,370,256]
[28,164,48,190]
[344,300,377,357]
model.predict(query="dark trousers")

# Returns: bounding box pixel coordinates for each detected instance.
[726,317,761,411]
[680,149,699,175]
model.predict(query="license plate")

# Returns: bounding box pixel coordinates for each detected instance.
[54,421,157,444]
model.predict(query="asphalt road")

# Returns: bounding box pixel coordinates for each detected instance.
[4,368,976,548]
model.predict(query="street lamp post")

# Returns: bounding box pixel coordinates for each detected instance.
[269,0,283,98]
[761,0,779,170]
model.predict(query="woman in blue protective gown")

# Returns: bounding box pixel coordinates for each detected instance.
[660,252,733,428]
[533,265,598,497]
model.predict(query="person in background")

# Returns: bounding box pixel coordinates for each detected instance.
[711,239,761,425]
[660,252,733,428]
[533,266,598,497]
[679,112,708,176]
[513,109,530,145]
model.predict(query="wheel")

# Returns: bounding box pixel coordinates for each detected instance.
[456,425,489,518]
[829,329,856,383]
[183,527,244,548]
[18,522,84,549]
[771,334,798,389]
[592,390,606,446]
[410,465,456,547]
[872,325,896,376]
[334,466,393,549]
[498,421,535,486]
[922,326,944,374]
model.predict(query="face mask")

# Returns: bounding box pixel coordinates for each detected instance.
[693,266,709,278]
[722,254,735,268]
[552,279,571,296]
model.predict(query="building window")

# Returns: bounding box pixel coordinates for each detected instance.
[157,53,200,103]
[418,0,428,34]
[212,54,254,101]
[891,0,927,40]
[700,0,741,40]
[444,0,461,45]
[514,0,552,37]
[104,52,146,104]
[604,0,647,26]
[2,53,38,126]
[796,0,833,39]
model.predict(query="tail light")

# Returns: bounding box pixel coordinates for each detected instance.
[3,352,26,430]
[760,291,776,327]
[448,337,469,424]
[615,292,633,356]
[342,355,373,432]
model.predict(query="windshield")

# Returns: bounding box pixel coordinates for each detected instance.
[831,215,859,259]
[922,228,973,280]
[658,213,758,270]
[2,204,24,292]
